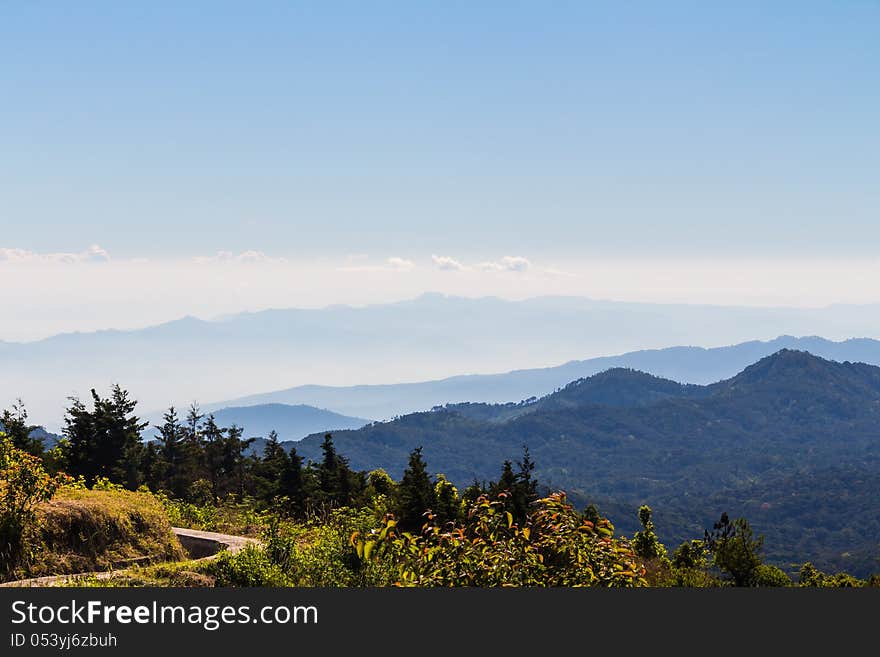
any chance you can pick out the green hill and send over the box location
[292,350,880,576]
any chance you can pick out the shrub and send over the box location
[207,545,289,587]
[0,434,69,578]
[278,507,395,586]
[753,564,792,587]
[798,562,864,588]
[353,492,646,587]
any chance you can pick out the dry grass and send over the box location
[24,487,185,578]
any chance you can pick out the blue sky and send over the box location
[2,2,880,340]
[3,1,878,260]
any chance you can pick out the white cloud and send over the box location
[431,254,465,271]
[0,244,111,264]
[83,244,111,262]
[339,256,416,273]
[193,250,286,265]
[477,255,531,273]
[386,257,416,271]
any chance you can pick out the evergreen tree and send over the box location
[487,448,539,524]
[461,478,486,505]
[316,433,359,506]
[279,445,306,517]
[0,400,43,456]
[152,406,186,495]
[704,513,764,586]
[512,446,540,523]
[318,433,339,500]
[62,385,147,488]
[395,446,435,531]
[223,424,255,498]
[179,403,205,496]
[200,414,226,500]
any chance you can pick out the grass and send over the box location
[159,495,269,537]
[55,559,218,587]
[22,487,186,579]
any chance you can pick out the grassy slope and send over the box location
[23,488,185,579]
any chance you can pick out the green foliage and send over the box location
[672,540,710,570]
[62,386,147,489]
[0,434,69,577]
[158,494,220,531]
[798,562,865,588]
[315,434,362,508]
[287,352,880,577]
[705,513,764,586]
[366,468,396,498]
[632,505,667,560]
[753,564,792,587]
[488,447,540,525]
[1,400,44,456]
[432,474,461,526]
[354,492,646,587]
[208,545,289,587]
[394,447,436,531]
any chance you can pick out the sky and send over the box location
[2,2,879,341]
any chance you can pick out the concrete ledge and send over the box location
[172,527,259,560]
[0,527,259,587]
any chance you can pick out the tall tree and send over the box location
[178,403,205,496]
[395,446,436,531]
[62,385,147,488]
[200,414,226,500]
[279,445,306,517]
[704,513,764,586]
[486,448,540,524]
[253,429,287,501]
[316,433,359,506]
[1,400,43,456]
[223,424,255,498]
[151,406,186,495]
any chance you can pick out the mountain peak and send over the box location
[538,367,707,409]
[735,349,829,379]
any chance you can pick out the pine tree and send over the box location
[152,406,186,495]
[279,445,306,517]
[62,385,147,488]
[179,403,205,497]
[316,433,358,506]
[0,400,43,456]
[395,446,435,531]
[200,414,226,500]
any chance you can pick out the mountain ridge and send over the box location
[8,290,880,430]
[285,350,880,576]
[205,335,880,420]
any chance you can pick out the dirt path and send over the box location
[0,527,259,588]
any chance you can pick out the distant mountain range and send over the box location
[287,350,880,577]
[210,335,880,420]
[141,403,368,452]
[199,404,368,442]
[7,293,880,430]
[22,403,368,456]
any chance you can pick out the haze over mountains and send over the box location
[211,335,880,421]
[289,350,880,576]
[7,294,880,430]
[202,404,368,441]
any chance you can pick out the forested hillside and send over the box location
[290,350,880,575]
